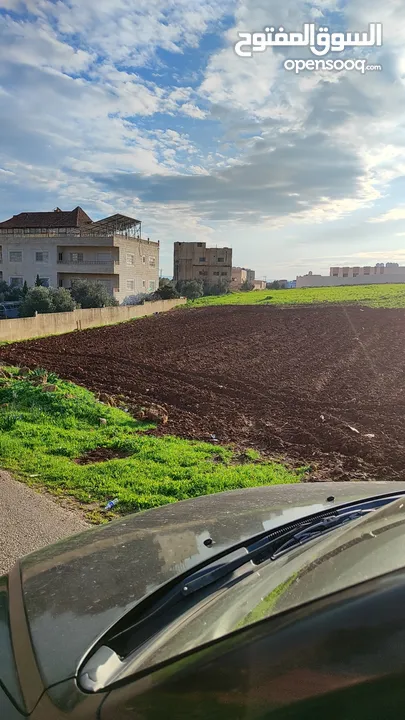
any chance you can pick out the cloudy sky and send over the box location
[0,0,404,279]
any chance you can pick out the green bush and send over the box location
[70,279,119,308]
[176,279,204,301]
[19,287,76,317]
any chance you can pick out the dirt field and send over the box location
[2,304,405,481]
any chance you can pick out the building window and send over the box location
[59,279,63,287]
[221,272,228,276]
[126,279,135,291]
[9,251,22,262]
[149,280,156,292]
[364,268,370,275]
[332,271,339,277]
[58,252,63,262]
[36,252,49,263]
[199,257,206,262]
[10,277,23,287]
[199,271,208,276]
[142,280,146,287]
[218,257,224,263]
[197,243,203,247]
[126,253,135,266]
[149,256,156,268]
[70,252,84,263]
[0,271,2,281]
[142,256,146,264]
[38,278,50,288]
[213,271,220,276]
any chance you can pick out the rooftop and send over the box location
[0,206,93,229]
[0,208,143,239]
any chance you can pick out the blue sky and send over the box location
[0,0,405,279]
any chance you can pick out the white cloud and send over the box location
[1,0,405,277]
[369,208,405,223]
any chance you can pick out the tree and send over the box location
[176,279,204,301]
[0,281,8,302]
[19,287,54,316]
[22,280,29,296]
[240,280,255,292]
[49,288,76,313]
[4,284,25,301]
[156,281,179,300]
[266,281,281,290]
[35,274,42,287]
[203,278,230,296]
[19,287,76,317]
[69,279,119,308]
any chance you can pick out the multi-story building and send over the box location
[230,267,256,289]
[329,264,404,279]
[0,207,159,303]
[297,263,405,288]
[173,242,232,286]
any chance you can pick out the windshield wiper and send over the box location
[270,510,371,559]
[181,509,373,598]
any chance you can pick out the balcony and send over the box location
[57,260,119,266]
[57,259,119,275]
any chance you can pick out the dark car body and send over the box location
[3,482,405,720]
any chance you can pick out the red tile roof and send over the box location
[0,206,93,229]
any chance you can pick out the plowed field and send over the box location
[1,304,405,481]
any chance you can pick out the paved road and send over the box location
[2,474,405,577]
[0,471,89,575]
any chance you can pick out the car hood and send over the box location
[19,482,405,688]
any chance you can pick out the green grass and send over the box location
[191,284,405,309]
[0,368,301,522]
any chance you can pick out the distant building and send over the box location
[329,263,402,279]
[173,242,232,286]
[297,263,405,288]
[253,279,267,290]
[0,207,159,303]
[230,267,256,289]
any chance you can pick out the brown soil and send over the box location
[2,304,405,481]
[74,448,131,465]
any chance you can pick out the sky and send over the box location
[0,1,405,280]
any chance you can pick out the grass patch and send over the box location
[0,367,301,522]
[191,284,405,309]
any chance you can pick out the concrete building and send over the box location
[253,279,267,290]
[297,264,405,288]
[0,207,159,303]
[173,241,232,286]
[230,266,256,289]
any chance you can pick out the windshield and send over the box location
[114,497,405,678]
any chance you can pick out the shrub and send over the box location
[176,279,204,301]
[19,287,76,317]
[49,288,76,313]
[156,282,180,300]
[19,287,54,316]
[203,279,230,297]
[69,279,119,308]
